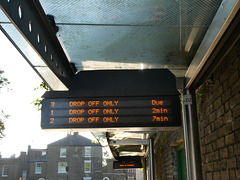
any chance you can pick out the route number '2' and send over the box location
[50,118,54,124]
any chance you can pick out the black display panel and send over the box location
[113,161,142,169]
[41,95,181,130]
[41,69,182,131]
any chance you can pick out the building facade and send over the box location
[0,153,27,180]
[45,133,102,180]
[0,133,103,180]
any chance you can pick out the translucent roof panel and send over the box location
[38,0,222,77]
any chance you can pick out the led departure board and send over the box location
[41,69,182,131]
[113,160,142,169]
[41,95,181,130]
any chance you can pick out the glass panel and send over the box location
[60,148,67,157]
[84,147,91,157]
[35,163,42,174]
[58,162,67,173]
[2,165,8,176]
[37,0,222,76]
[84,160,91,173]
[83,177,92,180]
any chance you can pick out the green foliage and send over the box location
[0,118,5,139]
[0,70,10,91]
[32,98,43,111]
[32,82,50,111]
[196,83,208,113]
[34,81,50,91]
[0,69,10,138]
[196,86,204,113]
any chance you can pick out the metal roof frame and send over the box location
[185,0,240,88]
[0,0,75,89]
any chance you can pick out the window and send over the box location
[83,177,92,180]
[84,146,91,157]
[35,162,43,174]
[84,160,91,173]
[22,170,27,179]
[60,148,66,157]
[42,151,46,156]
[2,165,8,177]
[58,162,67,173]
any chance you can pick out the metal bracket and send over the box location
[0,0,75,87]
[109,139,150,146]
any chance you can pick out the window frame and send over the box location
[83,177,92,180]
[84,160,91,173]
[35,162,43,174]
[84,146,92,157]
[60,148,67,158]
[58,162,67,173]
[2,165,8,177]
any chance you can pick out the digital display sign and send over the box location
[41,69,182,131]
[113,160,142,169]
[41,95,181,130]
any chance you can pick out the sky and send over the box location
[0,31,94,158]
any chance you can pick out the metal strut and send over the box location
[0,0,75,88]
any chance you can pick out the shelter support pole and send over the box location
[149,138,155,180]
[143,157,147,180]
[182,89,203,180]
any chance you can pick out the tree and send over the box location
[0,70,9,90]
[32,82,50,111]
[0,69,10,138]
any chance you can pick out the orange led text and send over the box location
[152,116,168,122]
[88,117,100,123]
[103,117,119,123]
[88,101,100,107]
[88,109,100,115]
[103,109,119,115]
[120,164,135,167]
[69,117,85,123]
[152,108,168,113]
[69,101,85,107]
[103,101,119,106]
[69,109,85,115]
[152,100,164,106]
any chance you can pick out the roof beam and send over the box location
[185,0,240,89]
[0,0,75,89]
[191,10,240,88]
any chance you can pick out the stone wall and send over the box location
[197,40,240,180]
[154,129,183,180]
